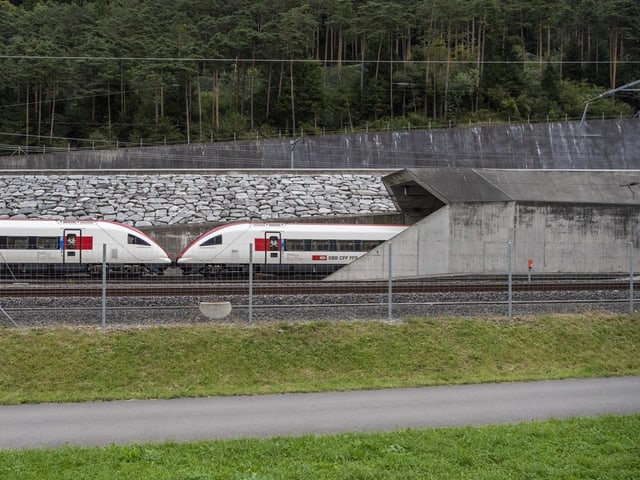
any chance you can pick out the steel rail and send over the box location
[0,281,635,298]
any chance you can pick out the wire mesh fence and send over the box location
[1,238,637,328]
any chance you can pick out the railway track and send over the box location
[0,279,635,298]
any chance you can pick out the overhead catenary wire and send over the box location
[2,54,640,64]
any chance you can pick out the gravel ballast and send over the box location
[0,289,635,328]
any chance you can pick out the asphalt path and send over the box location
[1,376,639,450]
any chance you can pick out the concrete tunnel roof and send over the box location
[383,168,640,220]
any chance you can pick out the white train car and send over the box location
[0,219,172,277]
[176,222,408,277]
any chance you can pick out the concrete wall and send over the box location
[329,202,640,279]
[395,207,451,276]
[526,204,640,273]
[449,203,516,273]
[2,119,639,170]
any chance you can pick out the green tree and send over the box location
[0,0,639,151]
[268,5,318,134]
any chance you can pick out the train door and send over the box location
[263,231,282,267]
[63,229,82,264]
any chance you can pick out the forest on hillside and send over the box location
[1,0,639,152]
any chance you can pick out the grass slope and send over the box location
[1,313,639,404]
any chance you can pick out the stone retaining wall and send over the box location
[0,173,397,227]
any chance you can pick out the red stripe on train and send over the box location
[79,237,93,250]
[254,238,268,251]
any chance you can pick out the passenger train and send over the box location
[176,222,408,277]
[0,219,172,277]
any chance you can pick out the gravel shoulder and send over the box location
[0,290,634,328]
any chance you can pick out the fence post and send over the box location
[630,241,634,314]
[507,241,513,319]
[248,243,253,323]
[388,241,393,322]
[102,244,107,328]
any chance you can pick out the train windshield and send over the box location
[127,234,151,246]
[201,234,222,246]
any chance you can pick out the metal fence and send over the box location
[0,240,637,328]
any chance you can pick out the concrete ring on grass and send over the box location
[199,301,232,319]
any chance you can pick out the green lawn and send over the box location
[1,313,639,404]
[1,415,638,479]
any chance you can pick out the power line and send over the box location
[1,54,639,65]
[0,86,163,110]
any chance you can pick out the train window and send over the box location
[336,240,358,251]
[362,240,382,250]
[37,237,59,249]
[285,239,304,251]
[127,234,151,246]
[310,239,330,251]
[201,235,222,247]
[0,236,6,249]
[7,237,29,249]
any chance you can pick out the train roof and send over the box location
[201,221,406,230]
[1,218,119,225]
[189,221,407,239]
[0,218,147,234]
